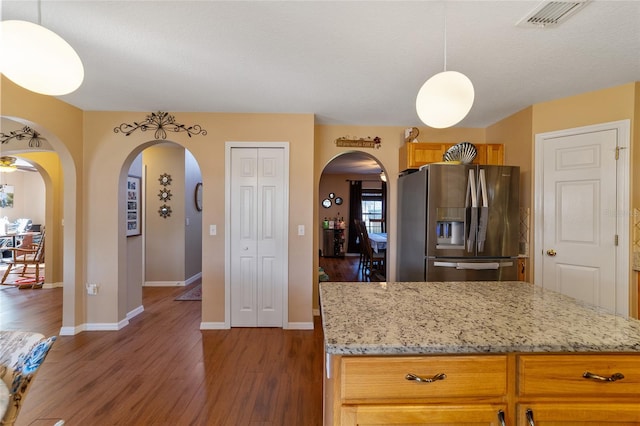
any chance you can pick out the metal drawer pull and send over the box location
[526,409,535,426]
[582,371,625,382]
[497,409,506,426]
[405,372,446,383]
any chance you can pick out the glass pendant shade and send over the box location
[416,70,474,128]
[0,20,84,96]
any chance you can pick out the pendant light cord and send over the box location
[37,0,42,25]
[443,2,447,72]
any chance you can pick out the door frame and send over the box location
[534,120,630,316]
[224,141,290,328]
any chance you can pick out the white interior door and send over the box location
[535,121,630,315]
[230,146,286,327]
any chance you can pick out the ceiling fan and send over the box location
[0,156,37,173]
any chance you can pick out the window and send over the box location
[361,189,383,233]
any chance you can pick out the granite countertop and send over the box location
[319,281,640,356]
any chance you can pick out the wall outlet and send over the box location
[86,283,99,295]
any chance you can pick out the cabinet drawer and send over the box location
[517,403,640,424]
[340,355,507,402]
[518,354,640,397]
[342,404,507,425]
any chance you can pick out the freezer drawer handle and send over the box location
[405,372,446,383]
[433,261,513,270]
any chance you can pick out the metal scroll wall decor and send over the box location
[0,126,46,147]
[157,173,173,218]
[113,111,207,140]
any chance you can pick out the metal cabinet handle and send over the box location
[526,409,535,426]
[546,249,557,256]
[583,371,625,382]
[497,409,506,426]
[405,372,446,383]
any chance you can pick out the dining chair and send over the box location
[358,224,385,281]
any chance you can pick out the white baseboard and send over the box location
[144,280,186,287]
[62,318,129,334]
[59,325,85,336]
[185,272,202,286]
[287,322,314,330]
[127,305,144,320]
[42,281,63,289]
[200,322,228,330]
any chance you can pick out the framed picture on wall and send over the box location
[127,175,141,236]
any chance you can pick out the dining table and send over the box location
[368,232,387,253]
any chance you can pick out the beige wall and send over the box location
[82,111,315,327]
[2,72,639,330]
[144,144,187,283]
[1,76,85,330]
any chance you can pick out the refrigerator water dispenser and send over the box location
[435,207,465,248]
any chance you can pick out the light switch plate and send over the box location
[298,225,305,236]
[210,224,216,236]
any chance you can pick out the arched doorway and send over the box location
[0,116,79,334]
[119,141,203,326]
[318,151,387,282]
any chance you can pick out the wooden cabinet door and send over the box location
[485,144,504,165]
[517,403,640,425]
[342,404,507,426]
[399,143,449,170]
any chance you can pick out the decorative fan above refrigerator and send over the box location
[443,142,477,164]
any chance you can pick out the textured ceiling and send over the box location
[2,1,639,175]
[2,0,638,131]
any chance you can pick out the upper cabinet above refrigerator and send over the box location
[399,143,504,172]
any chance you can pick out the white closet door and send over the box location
[230,147,285,327]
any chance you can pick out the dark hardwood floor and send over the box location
[0,283,324,425]
[319,254,386,282]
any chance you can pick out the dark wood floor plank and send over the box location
[0,284,323,425]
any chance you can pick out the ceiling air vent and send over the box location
[517,0,590,28]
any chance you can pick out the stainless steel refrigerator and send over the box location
[397,163,520,281]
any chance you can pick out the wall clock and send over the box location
[195,182,203,212]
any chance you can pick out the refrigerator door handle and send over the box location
[466,169,477,252]
[477,169,489,252]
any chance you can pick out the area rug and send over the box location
[175,284,202,301]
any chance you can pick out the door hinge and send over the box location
[615,146,627,160]
[615,234,619,246]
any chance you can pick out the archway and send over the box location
[0,116,79,334]
[318,151,388,282]
[117,141,203,326]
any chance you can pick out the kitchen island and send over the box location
[319,281,640,425]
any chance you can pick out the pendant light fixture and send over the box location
[0,1,84,96]
[416,4,474,128]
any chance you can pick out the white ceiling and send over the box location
[2,1,638,130]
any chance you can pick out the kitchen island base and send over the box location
[324,352,640,425]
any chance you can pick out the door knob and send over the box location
[546,249,557,257]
